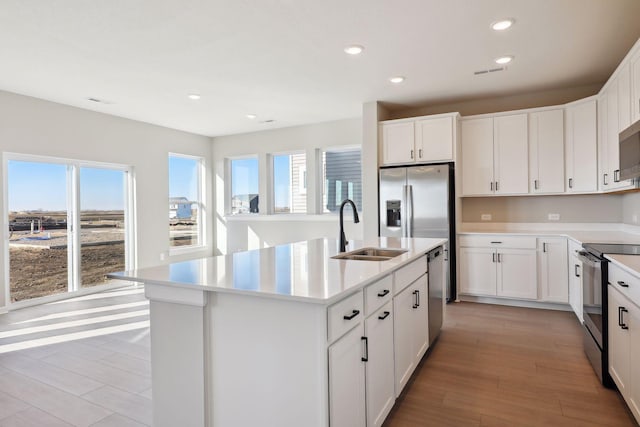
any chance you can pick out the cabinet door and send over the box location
[494,114,529,195]
[606,83,619,188]
[529,109,564,194]
[459,247,497,296]
[538,238,569,303]
[381,122,415,165]
[565,99,598,193]
[613,65,634,190]
[329,323,366,427]
[598,93,609,191]
[461,118,494,196]
[608,286,630,394]
[497,249,537,299]
[411,275,429,362]
[393,276,428,396]
[415,116,453,162]
[631,51,640,123]
[627,302,640,422]
[569,256,583,322]
[365,302,395,427]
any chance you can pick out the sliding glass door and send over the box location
[6,156,133,303]
[7,161,70,302]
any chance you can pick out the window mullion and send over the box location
[67,164,81,292]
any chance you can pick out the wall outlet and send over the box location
[633,214,638,224]
[548,213,560,221]
[160,252,167,261]
[481,214,492,221]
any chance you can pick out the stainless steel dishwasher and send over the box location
[427,246,444,345]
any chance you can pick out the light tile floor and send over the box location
[0,287,151,427]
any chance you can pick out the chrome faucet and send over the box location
[339,199,360,252]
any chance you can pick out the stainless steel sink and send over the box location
[331,247,408,261]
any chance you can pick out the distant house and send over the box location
[169,197,192,219]
[231,194,259,214]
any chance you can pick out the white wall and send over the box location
[0,90,213,307]
[211,119,362,254]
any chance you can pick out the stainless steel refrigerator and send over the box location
[379,163,456,306]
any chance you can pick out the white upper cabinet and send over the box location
[380,114,455,166]
[631,48,640,123]
[599,66,634,192]
[461,114,528,196]
[529,109,565,194]
[493,114,529,195]
[565,98,598,193]
[415,116,454,162]
[381,121,414,165]
[461,118,495,196]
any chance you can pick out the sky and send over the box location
[8,160,128,211]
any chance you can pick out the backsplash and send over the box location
[461,194,623,223]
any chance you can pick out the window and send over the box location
[273,153,307,213]
[322,148,362,213]
[169,154,204,248]
[6,156,133,303]
[230,157,259,214]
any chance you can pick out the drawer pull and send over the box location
[377,289,390,297]
[618,280,629,288]
[378,311,391,320]
[343,310,360,320]
[490,241,502,244]
[619,307,629,330]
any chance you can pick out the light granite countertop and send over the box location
[109,237,446,304]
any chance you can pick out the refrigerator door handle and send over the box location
[401,184,407,237]
[406,185,414,237]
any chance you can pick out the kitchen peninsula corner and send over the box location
[110,237,446,427]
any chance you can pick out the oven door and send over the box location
[578,250,603,348]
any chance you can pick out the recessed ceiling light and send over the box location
[491,19,514,31]
[246,114,257,119]
[344,45,364,55]
[495,55,514,65]
[389,76,405,84]
[188,93,201,100]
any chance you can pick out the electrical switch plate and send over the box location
[481,214,492,221]
[548,213,560,221]
[633,214,638,224]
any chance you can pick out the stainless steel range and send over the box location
[579,243,640,387]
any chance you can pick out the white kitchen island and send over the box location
[110,237,446,427]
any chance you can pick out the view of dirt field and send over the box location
[8,210,197,302]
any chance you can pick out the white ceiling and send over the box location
[1,0,639,137]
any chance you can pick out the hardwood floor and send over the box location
[383,302,637,427]
[0,291,636,426]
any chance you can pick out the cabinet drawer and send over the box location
[459,235,536,249]
[394,256,427,294]
[328,291,364,343]
[364,275,393,316]
[609,263,640,306]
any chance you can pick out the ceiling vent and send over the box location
[474,67,506,75]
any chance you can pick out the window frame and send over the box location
[320,145,362,215]
[271,150,307,215]
[168,152,206,255]
[226,155,261,216]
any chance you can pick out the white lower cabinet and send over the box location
[538,238,569,303]
[568,240,583,321]
[328,253,433,427]
[329,323,366,427]
[459,244,537,300]
[364,302,395,427]
[393,274,429,395]
[608,284,640,423]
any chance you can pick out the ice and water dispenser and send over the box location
[386,200,401,227]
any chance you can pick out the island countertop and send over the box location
[109,237,446,304]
